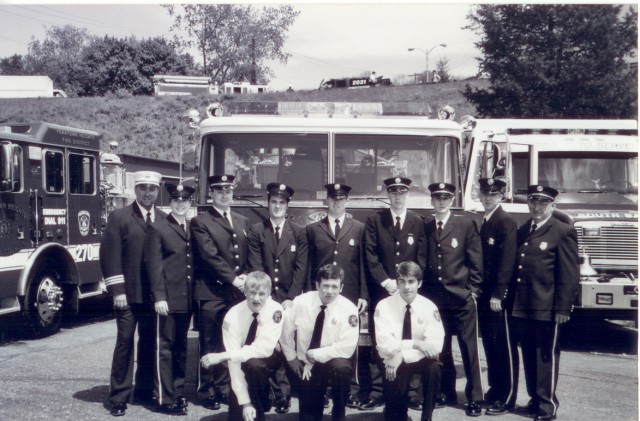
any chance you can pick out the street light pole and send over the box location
[408,43,447,83]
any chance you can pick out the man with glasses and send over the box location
[509,185,579,421]
[361,177,427,411]
[101,171,165,417]
[191,174,250,410]
[423,182,484,417]
[476,178,518,416]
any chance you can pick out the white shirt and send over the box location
[434,210,452,230]
[280,291,359,364]
[270,219,285,237]
[222,298,284,405]
[531,215,552,231]
[213,205,233,227]
[329,214,346,237]
[390,208,407,230]
[135,201,156,223]
[483,205,500,223]
[374,293,445,364]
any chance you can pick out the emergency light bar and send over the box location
[216,101,435,118]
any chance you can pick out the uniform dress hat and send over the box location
[325,183,352,198]
[133,171,161,186]
[527,184,558,201]
[266,182,295,200]
[166,183,195,200]
[478,178,506,194]
[428,182,456,197]
[208,174,235,189]
[384,177,412,192]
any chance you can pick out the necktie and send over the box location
[395,216,401,235]
[437,220,443,239]
[334,219,341,239]
[275,226,281,245]
[244,313,259,345]
[223,211,232,227]
[180,223,185,232]
[530,223,538,234]
[146,211,152,226]
[483,217,488,225]
[402,304,412,340]
[309,305,327,350]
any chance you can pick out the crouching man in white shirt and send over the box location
[375,261,445,421]
[201,271,284,421]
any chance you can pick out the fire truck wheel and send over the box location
[24,266,64,337]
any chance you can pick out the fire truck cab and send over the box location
[463,119,638,321]
[0,122,104,336]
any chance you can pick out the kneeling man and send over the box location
[201,271,284,421]
[280,264,359,421]
[375,261,444,421]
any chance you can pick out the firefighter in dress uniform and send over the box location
[101,171,166,417]
[476,178,518,416]
[361,176,427,411]
[247,182,308,414]
[306,183,368,408]
[375,261,444,421]
[190,174,250,410]
[143,182,195,415]
[423,182,484,417]
[201,271,284,421]
[509,185,579,421]
[280,264,360,421]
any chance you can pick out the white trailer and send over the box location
[0,76,67,98]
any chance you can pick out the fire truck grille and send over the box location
[576,224,638,271]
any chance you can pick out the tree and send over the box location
[24,25,94,95]
[164,4,299,84]
[435,57,451,83]
[0,54,25,75]
[464,4,637,118]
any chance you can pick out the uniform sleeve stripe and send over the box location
[105,275,125,286]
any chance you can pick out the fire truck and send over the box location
[461,118,638,321]
[0,122,194,337]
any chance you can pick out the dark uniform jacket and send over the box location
[364,209,426,304]
[190,207,249,302]
[511,217,579,321]
[306,216,368,305]
[101,203,167,304]
[247,219,309,303]
[479,206,517,308]
[143,214,193,312]
[424,213,483,310]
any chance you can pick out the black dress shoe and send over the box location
[534,414,556,421]
[346,395,361,409]
[516,399,538,414]
[358,396,384,410]
[203,396,221,410]
[159,403,188,415]
[486,400,514,416]
[274,396,291,414]
[408,397,423,411]
[110,402,127,417]
[435,393,457,408]
[465,401,483,417]
[176,396,188,409]
[217,393,229,405]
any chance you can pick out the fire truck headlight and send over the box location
[596,293,613,305]
[582,227,601,237]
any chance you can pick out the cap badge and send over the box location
[334,184,340,190]
[279,184,286,190]
[395,177,401,184]
[439,183,445,189]
[221,175,228,181]
[176,184,184,192]
[537,185,543,192]
[488,179,494,185]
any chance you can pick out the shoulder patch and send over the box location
[223,320,231,331]
[273,310,283,323]
[433,309,441,322]
[348,314,358,328]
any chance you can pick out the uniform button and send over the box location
[275,268,279,273]
[518,265,522,269]
[275,286,279,290]
[396,242,400,246]
[438,266,441,270]
[517,278,521,282]
[233,233,237,238]
[438,277,442,281]
[235,255,239,259]
[187,276,191,280]
[334,251,338,255]
[275,259,279,263]
[333,261,337,265]
[521,253,525,257]
[187,265,191,269]
[234,244,238,248]
[395,263,399,267]
[438,255,441,259]
[437,243,441,248]
[524,242,528,246]
[274,278,279,282]
[187,254,190,257]
[336,241,339,245]
[396,252,400,256]
[235,266,240,270]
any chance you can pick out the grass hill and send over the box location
[0,79,488,161]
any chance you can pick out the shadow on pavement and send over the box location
[73,385,110,404]
[560,317,637,354]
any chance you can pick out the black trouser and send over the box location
[267,349,291,401]
[383,358,441,421]
[197,299,232,399]
[299,358,352,421]
[155,311,191,405]
[511,316,562,418]
[109,303,156,404]
[439,296,484,403]
[478,306,517,405]
[228,355,279,421]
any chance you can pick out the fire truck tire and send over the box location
[23,266,64,337]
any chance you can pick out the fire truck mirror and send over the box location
[1,142,15,191]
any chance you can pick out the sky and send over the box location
[0,2,488,91]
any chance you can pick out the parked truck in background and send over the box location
[0,76,67,98]
[462,118,638,322]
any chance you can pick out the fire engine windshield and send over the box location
[203,132,461,208]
